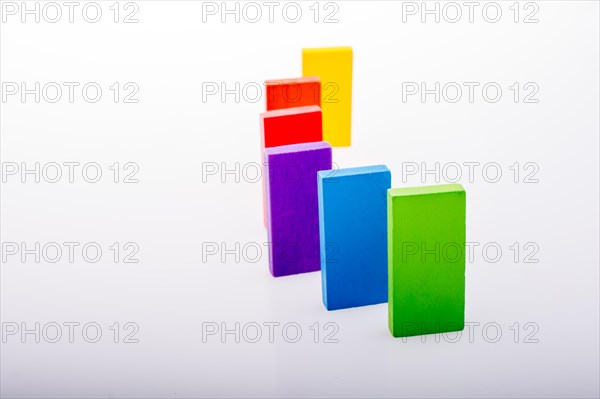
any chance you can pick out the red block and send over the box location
[260,105,323,226]
[265,77,321,111]
[261,105,322,149]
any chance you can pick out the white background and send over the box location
[1,1,599,398]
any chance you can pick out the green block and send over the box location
[387,184,466,338]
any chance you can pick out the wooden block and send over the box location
[260,106,323,226]
[317,165,391,310]
[260,105,322,149]
[302,47,353,147]
[265,142,332,277]
[387,184,466,338]
[265,77,321,111]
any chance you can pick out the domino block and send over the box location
[302,47,353,147]
[265,77,321,111]
[265,142,332,277]
[260,106,323,225]
[317,165,391,310]
[260,105,322,150]
[387,184,466,338]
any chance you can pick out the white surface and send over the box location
[1,1,599,398]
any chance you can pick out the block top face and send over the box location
[302,47,353,56]
[318,165,389,181]
[265,141,331,157]
[265,76,320,86]
[388,184,465,198]
[260,105,321,120]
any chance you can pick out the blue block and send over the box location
[317,165,391,310]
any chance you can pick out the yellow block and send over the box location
[302,47,353,147]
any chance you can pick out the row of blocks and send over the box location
[261,48,466,338]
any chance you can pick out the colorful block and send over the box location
[387,184,466,338]
[265,142,332,277]
[317,165,391,310]
[302,47,353,147]
[260,105,322,149]
[265,77,321,111]
[260,106,323,226]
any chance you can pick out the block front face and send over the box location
[265,77,321,111]
[261,106,322,149]
[388,184,466,337]
[302,47,353,147]
[318,166,391,310]
[265,142,332,277]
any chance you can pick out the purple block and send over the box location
[264,141,332,277]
